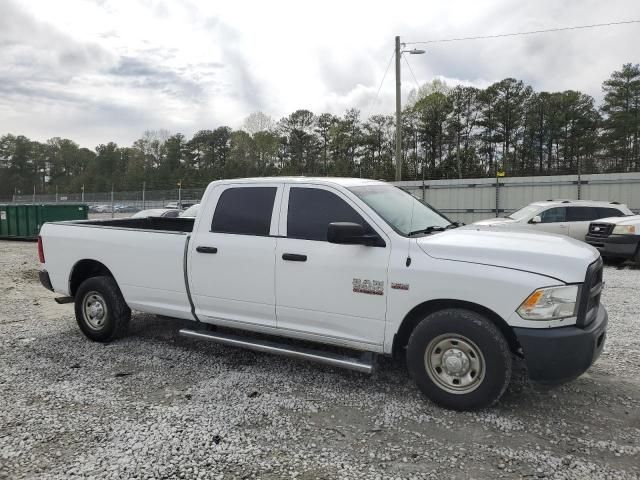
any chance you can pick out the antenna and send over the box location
[406,191,416,267]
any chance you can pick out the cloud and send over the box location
[108,56,207,99]
[0,0,639,148]
[0,0,113,78]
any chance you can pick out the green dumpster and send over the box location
[0,204,88,240]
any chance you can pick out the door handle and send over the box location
[196,246,218,254]
[282,253,307,262]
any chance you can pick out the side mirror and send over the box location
[327,222,384,247]
[529,215,542,224]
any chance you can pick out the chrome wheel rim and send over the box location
[82,291,108,330]
[424,334,485,394]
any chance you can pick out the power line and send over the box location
[403,54,421,91]
[366,49,395,118]
[404,19,640,45]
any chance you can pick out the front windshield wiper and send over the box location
[408,225,447,236]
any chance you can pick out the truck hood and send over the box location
[416,227,599,283]
[473,217,518,226]
[595,214,640,226]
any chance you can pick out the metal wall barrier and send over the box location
[396,172,640,224]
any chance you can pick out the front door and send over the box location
[275,185,390,347]
[189,183,283,327]
[536,206,569,236]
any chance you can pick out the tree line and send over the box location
[1,63,639,198]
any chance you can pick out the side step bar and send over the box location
[179,328,375,374]
[54,296,74,304]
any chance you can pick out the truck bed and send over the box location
[70,216,195,233]
[41,217,194,319]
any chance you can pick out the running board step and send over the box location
[179,328,375,374]
[54,296,74,304]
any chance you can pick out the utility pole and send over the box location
[110,184,114,219]
[395,36,402,182]
[177,180,182,209]
[577,157,582,200]
[394,36,425,182]
[81,184,85,203]
[142,181,146,210]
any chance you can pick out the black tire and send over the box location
[74,276,131,342]
[603,256,626,267]
[406,308,512,411]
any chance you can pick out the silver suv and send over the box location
[474,200,633,240]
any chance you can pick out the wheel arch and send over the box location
[392,299,520,358]
[69,259,116,297]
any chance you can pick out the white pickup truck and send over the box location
[38,177,608,410]
[585,214,640,264]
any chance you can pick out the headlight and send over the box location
[612,225,636,235]
[517,285,579,320]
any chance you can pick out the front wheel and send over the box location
[603,256,626,267]
[407,308,512,411]
[74,276,131,342]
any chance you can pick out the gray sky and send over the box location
[1,0,639,148]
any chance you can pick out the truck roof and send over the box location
[215,177,387,188]
[529,199,629,208]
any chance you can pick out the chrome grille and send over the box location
[588,223,613,238]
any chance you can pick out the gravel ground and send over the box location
[0,239,639,480]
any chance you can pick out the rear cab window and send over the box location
[212,187,277,236]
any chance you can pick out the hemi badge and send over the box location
[391,282,409,291]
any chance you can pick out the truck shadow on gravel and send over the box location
[35,311,633,418]
[8,310,640,479]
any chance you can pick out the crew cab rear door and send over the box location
[189,183,283,327]
[274,184,390,347]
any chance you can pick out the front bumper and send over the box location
[39,269,54,292]
[585,234,639,258]
[513,305,608,384]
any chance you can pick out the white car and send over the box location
[132,208,181,218]
[474,200,632,240]
[38,178,607,411]
[180,204,200,218]
[586,214,640,264]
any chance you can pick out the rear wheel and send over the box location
[603,256,626,266]
[407,308,512,411]
[74,276,131,342]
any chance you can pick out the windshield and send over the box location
[349,185,451,236]
[508,205,542,221]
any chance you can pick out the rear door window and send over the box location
[540,207,566,223]
[566,207,598,222]
[211,187,277,235]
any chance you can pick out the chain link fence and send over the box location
[11,187,206,213]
